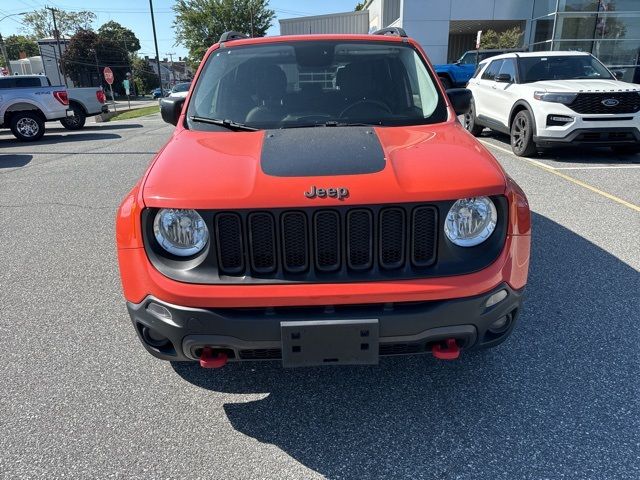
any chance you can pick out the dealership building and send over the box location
[279,0,640,83]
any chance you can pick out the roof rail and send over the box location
[372,27,407,38]
[219,31,249,43]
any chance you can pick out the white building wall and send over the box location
[401,0,534,63]
[367,0,384,32]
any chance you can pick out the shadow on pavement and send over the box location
[484,130,640,164]
[0,154,32,169]
[0,132,121,147]
[47,123,145,132]
[171,212,639,479]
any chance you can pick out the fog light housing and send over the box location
[485,289,508,308]
[146,302,172,320]
[488,316,510,334]
[141,325,170,348]
[547,115,573,127]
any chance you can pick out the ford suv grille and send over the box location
[568,92,640,114]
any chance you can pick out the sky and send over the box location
[0,0,357,60]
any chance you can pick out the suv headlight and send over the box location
[533,91,577,104]
[444,197,497,247]
[153,209,209,256]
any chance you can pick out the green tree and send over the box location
[62,29,131,91]
[355,2,366,10]
[173,0,275,61]
[480,27,524,49]
[21,8,96,39]
[3,35,39,60]
[132,56,159,94]
[97,21,141,53]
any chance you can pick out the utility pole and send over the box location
[0,34,11,75]
[165,52,176,84]
[46,6,67,87]
[148,0,163,96]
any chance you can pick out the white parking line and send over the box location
[479,139,640,213]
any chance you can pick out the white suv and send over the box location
[464,51,640,156]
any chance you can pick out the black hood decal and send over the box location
[261,126,386,177]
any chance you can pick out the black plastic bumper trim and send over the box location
[126,283,524,362]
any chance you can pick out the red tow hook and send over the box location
[432,338,461,360]
[199,347,228,369]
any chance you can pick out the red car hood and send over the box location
[142,122,506,209]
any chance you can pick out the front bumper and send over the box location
[534,127,640,147]
[127,283,523,363]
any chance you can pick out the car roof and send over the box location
[480,50,592,63]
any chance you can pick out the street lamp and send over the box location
[0,12,29,75]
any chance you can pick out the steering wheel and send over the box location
[340,99,392,118]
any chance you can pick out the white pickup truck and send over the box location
[0,75,72,141]
[0,75,109,140]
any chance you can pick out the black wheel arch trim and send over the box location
[509,100,537,137]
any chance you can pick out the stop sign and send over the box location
[103,67,114,85]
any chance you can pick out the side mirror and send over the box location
[446,88,472,115]
[495,73,513,83]
[613,70,623,80]
[160,97,185,126]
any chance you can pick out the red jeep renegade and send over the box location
[116,29,531,368]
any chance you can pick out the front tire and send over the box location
[10,111,45,142]
[611,145,640,155]
[60,104,86,130]
[510,110,537,157]
[463,100,484,136]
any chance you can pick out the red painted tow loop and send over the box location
[199,347,228,368]
[432,338,460,360]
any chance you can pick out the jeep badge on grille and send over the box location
[304,186,349,200]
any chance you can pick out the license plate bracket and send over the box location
[281,319,379,367]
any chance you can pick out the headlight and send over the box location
[533,91,577,104]
[153,209,209,256]
[444,197,497,247]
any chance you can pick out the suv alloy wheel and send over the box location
[510,110,536,157]
[463,100,484,137]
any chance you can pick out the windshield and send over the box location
[186,40,447,130]
[518,55,614,83]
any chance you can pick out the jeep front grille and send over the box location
[568,92,640,115]
[214,205,438,279]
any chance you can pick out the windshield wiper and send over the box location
[190,116,258,131]
[284,121,381,129]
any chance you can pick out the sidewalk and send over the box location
[94,97,159,122]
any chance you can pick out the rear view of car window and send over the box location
[15,77,42,88]
[0,78,16,89]
[482,60,504,81]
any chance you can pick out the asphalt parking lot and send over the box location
[1,116,639,479]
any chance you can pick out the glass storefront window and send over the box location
[534,0,559,18]
[532,42,553,51]
[592,13,640,40]
[555,12,640,40]
[558,0,640,12]
[558,0,599,11]
[533,19,555,42]
[556,14,598,38]
[592,39,640,66]
[552,40,595,52]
